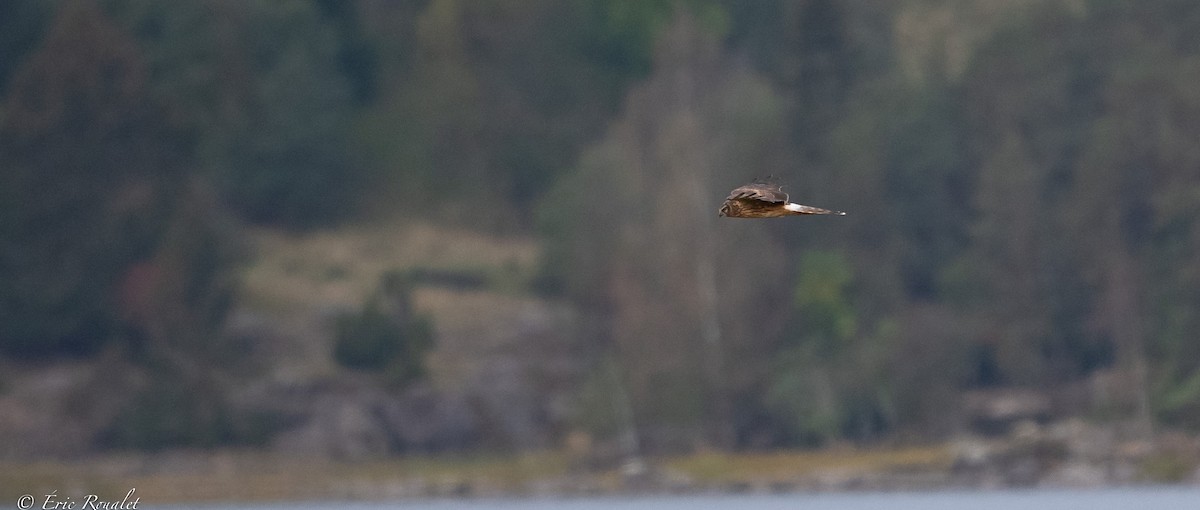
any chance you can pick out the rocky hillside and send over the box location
[0,221,584,459]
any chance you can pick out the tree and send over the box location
[353,0,731,228]
[0,0,189,357]
[1061,0,1200,432]
[0,0,51,96]
[765,250,875,445]
[103,0,360,228]
[540,10,796,451]
[950,2,1101,386]
[0,2,245,448]
[333,270,434,387]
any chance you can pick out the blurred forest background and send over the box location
[2,0,1200,467]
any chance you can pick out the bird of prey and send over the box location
[718,180,845,218]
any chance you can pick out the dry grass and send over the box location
[664,445,955,484]
[240,220,540,315]
[233,220,543,377]
[0,446,959,504]
[0,445,963,504]
[0,451,573,504]
[234,217,561,386]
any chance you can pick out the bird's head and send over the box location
[718,203,729,217]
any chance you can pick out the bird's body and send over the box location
[718,181,845,218]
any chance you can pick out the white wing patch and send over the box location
[784,202,846,215]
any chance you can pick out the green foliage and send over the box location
[791,251,857,353]
[133,187,243,365]
[0,1,189,357]
[313,0,379,103]
[765,251,892,445]
[1156,369,1200,427]
[8,0,1200,453]
[571,355,632,440]
[0,0,51,96]
[883,88,973,298]
[334,304,404,370]
[205,2,360,227]
[104,0,361,228]
[351,0,733,226]
[533,152,621,301]
[333,272,433,386]
[576,0,728,75]
[763,355,840,446]
[537,10,800,448]
[101,371,234,450]
[1140,451,1197,483]
[100,363,280,450]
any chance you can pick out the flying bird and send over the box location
[718,181,845,218]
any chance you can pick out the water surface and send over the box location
[166,486,1200,510]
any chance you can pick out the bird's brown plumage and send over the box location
[718,181,845,218]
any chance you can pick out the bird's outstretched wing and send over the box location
[725,182,788,204]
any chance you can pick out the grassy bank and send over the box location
[0,446,954,504]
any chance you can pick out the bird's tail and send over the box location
[785,202,846,215]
